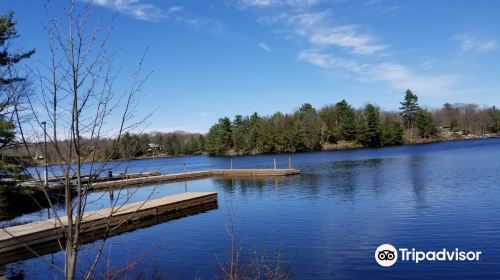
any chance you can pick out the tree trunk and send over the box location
[65,244,78,280]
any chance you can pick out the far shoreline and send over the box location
[29,134,500,167]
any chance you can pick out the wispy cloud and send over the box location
[256,4,457,95]
[297,50,334,68]
[308,25,386,55]
[454,34,497,53]
[90,0,178,22]
[238,0,322,8]
[258,42,272,52]
[261,11,387,55]
[87,0,223,33]
[298,50,454,94]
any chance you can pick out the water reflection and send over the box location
[406,154,428,208]
[3,138,500,280]
[0,201,218,267]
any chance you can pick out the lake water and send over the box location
[2,138,500,279]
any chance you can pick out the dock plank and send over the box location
[0,192,217,254]
[92,168,300,189]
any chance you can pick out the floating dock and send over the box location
[0,192,217,263]
[91,168,300,190]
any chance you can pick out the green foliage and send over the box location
[0,117,14,149]
[206,117,233,156]
[296,103,321,151]
[319,105,338,143]
[488,106,500,133]
[358,104,382,147]
[204,104,324,156]
[0,12,34,175]
[0,182,59,220]
[231,115,249,153]
[335,100,357,141]
[399,89,419,129]
[416,109,437,138]
[0,12,35,85]
[381,116,404,146]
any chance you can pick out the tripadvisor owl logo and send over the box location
[375,244,398,267]
[374,244,482,267]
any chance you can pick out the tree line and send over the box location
[204,90,500,156]
[4,92,500,164]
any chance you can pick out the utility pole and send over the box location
[41,121,48,187]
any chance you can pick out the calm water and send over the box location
[2,138,500,279]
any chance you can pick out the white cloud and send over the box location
[298,50,454,94]
[297,50,333,68]
[366,63,454,94]
[89,0,173,21]
[167,6,183,13]
[266,11,387,55]
[309,25,386,55]
[455,34,497,53]
[258,42,272,52]
[239,0,321,8]
[252,1,457,96]
[86,0,223,33]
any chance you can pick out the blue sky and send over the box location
[3,0,500,133]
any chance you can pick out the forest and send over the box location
[5,90,499,164]
[204,90,500,156]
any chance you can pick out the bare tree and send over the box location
[8,1,151,279]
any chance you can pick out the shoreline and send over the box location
[26,134,500,166]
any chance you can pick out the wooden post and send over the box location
[183,163,187,192]
[273,157,277,170]
[288,156,291,169]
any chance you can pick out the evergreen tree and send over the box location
[488,106,500,133]
[416,109,437,138]
[0,12,34,151]
[381,115,404,146]
[206,117,232,155]
[296,103,321,150]
[231,115,247,153]
[246,112,261,153]
[335,100,357,141]
[359,104,382,147]
[399,89,419,140]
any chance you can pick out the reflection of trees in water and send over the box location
[213,158,400,201]
[214,178,273,194]
[407,154,427,206]
[2,266,25,280]
[315,158,389,199]
[213,176,303,195]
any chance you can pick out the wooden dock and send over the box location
[0,192,217,262]
[92,168,300,190]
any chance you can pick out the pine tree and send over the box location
[399,89,419,141]
[416,109,437,138]
[359,104,382,147]
[335,100,356,141]
[381,116,404,146]
[0,12,34,151]
[206,117,232,155]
